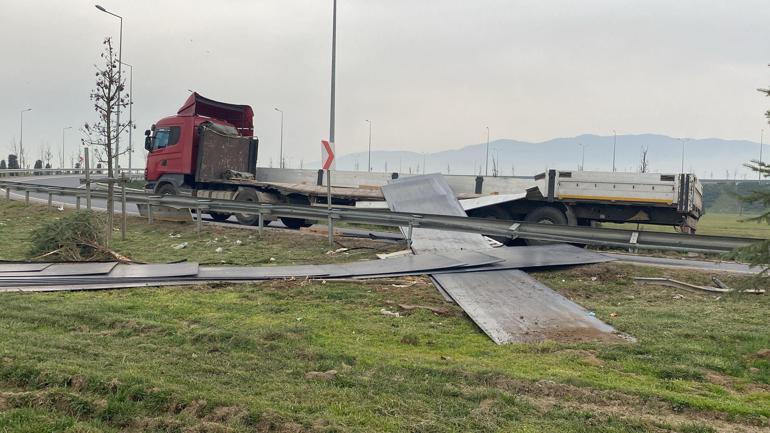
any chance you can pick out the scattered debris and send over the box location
[711,277,729,290]
[169,233,182,238]
[326,247,349,255]
[215,247,223,253]
[376,250,412,260]
[609,312,619,318]
[305,370,337,381]
[173,242,188,250]
[379,308,401,318]
[633,277,765,294]
[672,293,686,300]
[395,303,450,316]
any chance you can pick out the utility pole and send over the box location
[365,119,372,172]
[274,107,284,168]
[612,129,617,172]
[579,143,586,171]
[327,0,337,247]
[61,126,73,168]
[484,126,490,176]
[19,108,31,169]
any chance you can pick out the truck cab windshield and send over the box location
[151,126,180,151]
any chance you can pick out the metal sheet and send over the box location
[0,262,117,277]
[433,270,621,344]
[382,174,490,253]
[604,253,762,274]
[432,244,614,274]
[0,263,52,273]
[107,263,200,278]
[333,251,501,277]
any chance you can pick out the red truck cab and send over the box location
[144,92,254,190]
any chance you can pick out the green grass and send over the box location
[0,200,769,432]
[604,213,770,239]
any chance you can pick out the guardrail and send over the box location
[0,179,762,254]
[0,168,144,177]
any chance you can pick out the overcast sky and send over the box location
[1,0,769,168]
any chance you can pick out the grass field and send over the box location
[0,200,769,432]
[605,213,770,239]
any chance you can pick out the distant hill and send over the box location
[328,134,765,179]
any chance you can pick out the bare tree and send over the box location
[81,37,130,242]
[639,146,650,173]
[41,141,54,169]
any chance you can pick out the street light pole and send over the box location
[120,61,133,172]
[96,4,123,171]
[759,129,765,183]
[274,108,284,168]
[19,108,31,169]
[484,126,490,176]
[61,126,73,168]
[612,129,617,172]
[579,143,586,171]
[326,0,338,247]
[365,119,372,172]
[680,138,687,173]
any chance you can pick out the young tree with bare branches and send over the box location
[81,37,130,242]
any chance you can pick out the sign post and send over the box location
[322,140,335,247]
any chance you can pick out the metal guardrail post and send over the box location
[121,175,127,241]
[47,192,53,208]
[327,169,333,247]
[84,147,92,210]
[25,191,29,205]
[406,222,413,247]
[147,197,154,224]
[76,196,81,210]
[5,187,10,200]
[258,212,264,235]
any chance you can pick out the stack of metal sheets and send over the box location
[381,174,622,344]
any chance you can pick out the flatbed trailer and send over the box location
[144,93,704,233]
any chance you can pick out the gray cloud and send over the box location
[1,0,768,169]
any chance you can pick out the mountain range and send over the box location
[326,134,765,180]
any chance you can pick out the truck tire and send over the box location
[155,183,178,195]
[524,206,568,246]
[234,188,260,226]
[208,212,231,222]
[280,217,312,230]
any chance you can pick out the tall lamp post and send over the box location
[120,61,133,172]
[759,129,765,183]
[274,107,284,168]
[61,126,73,168]
[578,143,586,171]
[484,126,490,176]
[612,129,617,172]
[365,119,372,172]
[679,138,688,173]
[95,4,123,171]
[19,108,31,169]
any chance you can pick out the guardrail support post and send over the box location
[147,199,154,224]
[258,212,264,235]
[121,175,127,241]
[196,206,203,234]
[5,188,10,200]
[406,223,413,247]
[25,191,29,206]
[84,147,92,210]
[327,169,334,247]
[47,192,53,208]
[76,196,81,210]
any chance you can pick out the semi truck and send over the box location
[144,93,704,234]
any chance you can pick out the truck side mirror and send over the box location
[144,136,152,151]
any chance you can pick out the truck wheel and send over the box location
[208,212,231,222]
[280,217,313,230]
[234,188,260,225]
[524,206,568,245]
[155,183,178,195]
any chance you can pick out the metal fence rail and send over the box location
[0,168,144,177]
[0,179,762,254]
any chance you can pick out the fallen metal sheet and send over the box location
[433,270,622,344]
[383,174,620,344]
[0,262,117,277]
[605,253,764,275]
[330,251,502,277]
[136,203,193,222]
[107,262,200,278]
[382,174,489,253]
[196,265,331,280]
[633,277,765,294]
[0,263,52,273]
[432,244,614,274]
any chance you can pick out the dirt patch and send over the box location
[181,399,208,418]
[68,374,87,392]
[540,325,628,344]
[756,349,770,361]
[305,370,337,381]
[557,349,604,367]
